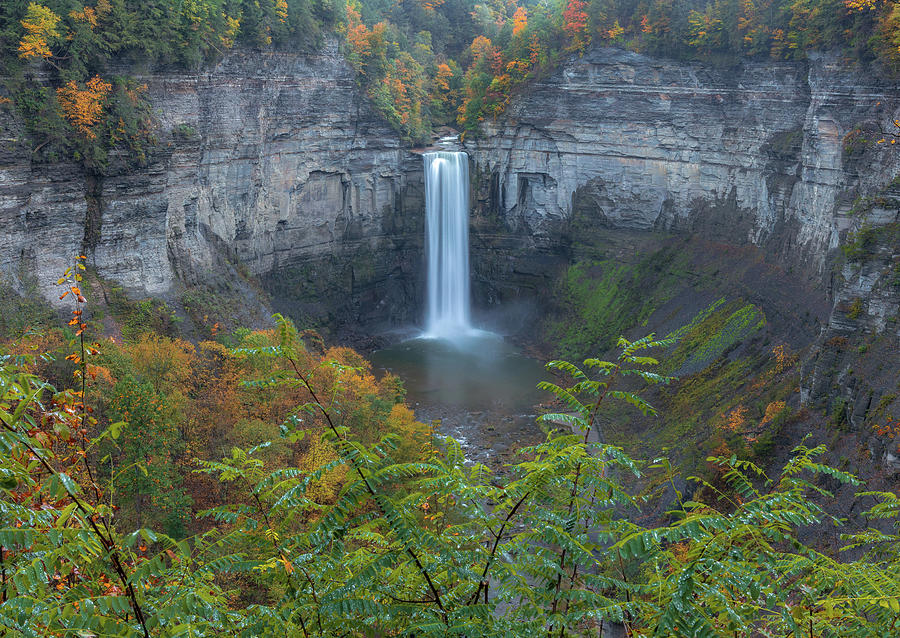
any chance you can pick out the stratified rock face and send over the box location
[466,48,900,278]
[3,43,899,341]
[464,48,900,469]
[0,40,425,329]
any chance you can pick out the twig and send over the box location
[469,490,531,605]
[1,419,151,638]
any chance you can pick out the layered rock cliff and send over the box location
[3,44,899,368]
[0,41,425,331]
[463,47,900,471]
[465,48,899,278]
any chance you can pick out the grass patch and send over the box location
[0,279,57,339]
[107,286,180,342]
[664,299,766,375]
[842,222,900,262]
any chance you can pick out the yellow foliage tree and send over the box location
[221,14,241,47]
[301,432,348,504]
[607,19,624,41]
[127,335,195,393]
[845,0,881,11]
[384,403,431,462]
[18,3,61,60]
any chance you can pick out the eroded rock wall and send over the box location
[0,41,425,330]
[465,48,900,282]
[463,48,900,470]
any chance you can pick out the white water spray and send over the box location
[424,151,471,338]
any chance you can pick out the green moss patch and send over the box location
[544,245,691,359]
[0,279,57,339]
[664,299,767,375]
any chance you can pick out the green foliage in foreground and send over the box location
[2,317,900,636]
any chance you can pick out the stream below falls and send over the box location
[371,331,550,468]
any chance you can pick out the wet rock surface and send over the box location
[413,402,544,472]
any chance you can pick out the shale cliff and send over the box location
[463,47,900,474]
[465,48,899,282]
[0,40,424,331]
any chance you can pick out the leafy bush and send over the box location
[5,310,900,636]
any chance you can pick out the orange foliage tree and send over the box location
[562,0,590,53]
[276,0,288,23]
[512,6,528,37]
[69,5,99,29]
[344,3,388,76]
[56,76,112,140]
[433,61,453,93]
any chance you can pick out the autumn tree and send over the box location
[845,0,882,10]
[126,334,194,393]
[343,3,389,77]
[563,0,590,53]
[56,75,111,140]
[737,0,774,56]
[17,2,60,61]
[688,4,726,54]
[512,6,527,37]
[457,35,500,129]
[431,60,454,104]
[876,1,900,61]
[605,18,624,42]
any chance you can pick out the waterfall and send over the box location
[424,151,471,338]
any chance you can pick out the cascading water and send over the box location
[371,149,549,467]
[424,151,471,338]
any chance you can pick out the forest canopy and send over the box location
[2,0,900,148]
[2,284,900,636]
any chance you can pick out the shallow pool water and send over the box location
[371,330,547,411]
[370,331,550,466]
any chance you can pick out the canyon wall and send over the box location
[2,43,899,348]
[464,48,900,315]
[0,40,425,331]
[463,48,900,464]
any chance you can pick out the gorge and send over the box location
[2,41,900,474]
[6,1,900,629]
